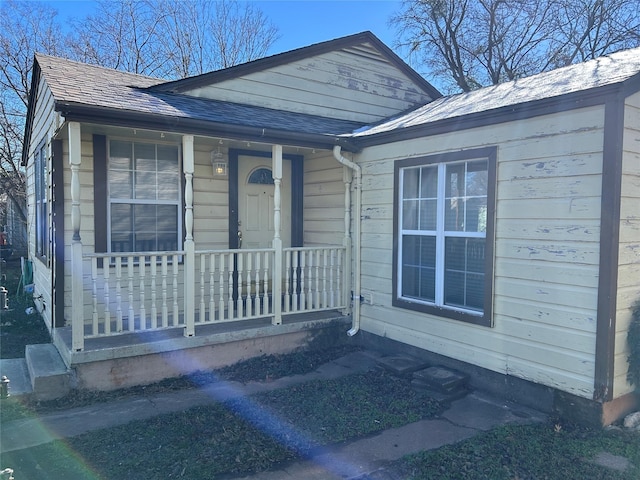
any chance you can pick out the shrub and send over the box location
[627,300,640,387]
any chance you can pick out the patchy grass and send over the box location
[0,259,51,359]
[2,370,442,479]
[397,421,640,480]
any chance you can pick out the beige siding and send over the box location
[355,105,606,399]
[186,48,432,124]
[27,74,59,330]
[613,90,640,397]
[303,151,346,246]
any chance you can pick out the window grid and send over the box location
[107,140,181,254]
[399,160,487,314]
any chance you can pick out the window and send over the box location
[35,141,48,260]
[393,147,496,326]
[108,140,181,253]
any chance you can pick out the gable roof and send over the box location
[151,31,441,100]
[353,46,640,144]
[27,52,367,157]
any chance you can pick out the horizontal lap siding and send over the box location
[28,77,58,329]
[187,49,432,123]
[613,91,640,397]
[304,152,345,246]
[357,105,605,398]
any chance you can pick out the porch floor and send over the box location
[54,311,350,367]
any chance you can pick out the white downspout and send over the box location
[333,146,361,336]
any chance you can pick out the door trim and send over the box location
[228,149,303,248]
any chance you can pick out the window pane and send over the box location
[110,141,132,169]
[401,235,435,302]
[135,171,156,199]
[402,200,419,230]
[402,168,419,199]
[419,199,437,230]
[158,174,179,200]
[110,170,132,198]
[444,237,485,311]
[419,166,437,198]
[110,204,133,252]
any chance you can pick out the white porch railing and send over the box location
[80,245,347,344]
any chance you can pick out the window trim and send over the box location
[392,147,497,327]
[35,140,49,263]
[94,135,184,259]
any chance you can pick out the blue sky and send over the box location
[43,0,404,56]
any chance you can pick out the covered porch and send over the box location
[63,124,358,358]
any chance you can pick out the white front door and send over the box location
[237,155,291,248]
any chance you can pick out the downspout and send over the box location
[332,146,361,336]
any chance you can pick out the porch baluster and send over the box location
[200,254,206,323]
[104,257,111,334]
[284,251,291,313]
[150,256,158,329]
[227,254,234,320]
[329,250,335,308]
[91,258,99,335]
[172,254,179,326]
[300,251,306,311]
[115,256,123,332]
[262,252,269,314]
[315,250,321,310]
[236,253,244,317]
[127,256,135,331]
[139,258,146,330]
[219,253,226,321]
[322,249,328,308]
[161,256,169,327]
[292,252,299,312]
[209,254,215,322]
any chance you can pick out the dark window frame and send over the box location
[392,147,497,327]
[35,140,49,263]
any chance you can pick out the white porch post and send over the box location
[342,166,353,315]
[69,122,84,351]
[183,135,195,337]
[272,144,283,325]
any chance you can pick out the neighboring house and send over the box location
[22,32,640,425]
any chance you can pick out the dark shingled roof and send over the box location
[36,54,365,136]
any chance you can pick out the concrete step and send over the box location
[0,358,33,397]
[25,344,71,401]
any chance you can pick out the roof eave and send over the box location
[353,82,625,148]
[55,102,362,153]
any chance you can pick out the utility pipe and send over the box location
[333,146,362,336]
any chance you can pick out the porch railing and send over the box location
[80,245,347,344]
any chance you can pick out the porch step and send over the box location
[25,344,71,401]
[0,358,33,397]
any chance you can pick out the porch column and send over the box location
[343,166,353,315]
[272,144,283,325]
[69,122,84,351]
[183,135,195,337]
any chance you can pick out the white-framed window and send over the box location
[393,147,496,326]
[107,140,181,253]
[35,141,48,260]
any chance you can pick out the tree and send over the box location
[65,0,280,79]
[392,0,640,93]
[0,0,64,231]
[0,0,279,240]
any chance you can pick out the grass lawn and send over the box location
[0,259,51,359]
[397,421,640,480]
[2,370,442,479]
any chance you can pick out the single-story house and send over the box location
[22,31,640,425]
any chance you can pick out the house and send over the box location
[22,31,640,425]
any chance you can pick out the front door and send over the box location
[237,155,291,249]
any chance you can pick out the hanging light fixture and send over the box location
[211,143,226,176]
